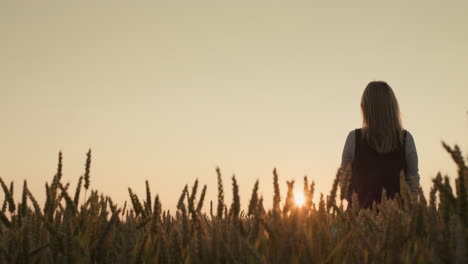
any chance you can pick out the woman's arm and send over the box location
[405,131,420,193]
[340,130,355,185]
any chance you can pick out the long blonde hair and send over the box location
[360,81,403,153]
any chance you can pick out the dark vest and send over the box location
[350,129,407,209]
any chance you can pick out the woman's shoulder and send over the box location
[403,129,415,140]
[344,129,360,143]
[346,128,362,137]
[403,129,416,146]
[345,129,355,138]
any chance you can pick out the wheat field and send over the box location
[0,142,467,264]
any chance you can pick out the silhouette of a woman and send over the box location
[341,81,420,209]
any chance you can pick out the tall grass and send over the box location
[0,142,467,263]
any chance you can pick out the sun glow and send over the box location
[294,191,305,207]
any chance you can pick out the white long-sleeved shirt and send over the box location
[340,129,420,193]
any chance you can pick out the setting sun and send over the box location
[294,191,305,207]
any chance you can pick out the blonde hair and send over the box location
[360,81,403,153]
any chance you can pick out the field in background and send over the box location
[0,142,467,263]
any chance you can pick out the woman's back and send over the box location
[350,128,406,208]
[340,81,420,209]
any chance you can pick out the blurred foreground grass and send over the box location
[0,142,467,263]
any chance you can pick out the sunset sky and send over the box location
[1,1,467,211]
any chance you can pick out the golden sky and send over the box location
[1,0,467,210]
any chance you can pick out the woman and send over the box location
[341,81,420,209]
